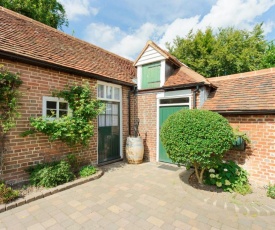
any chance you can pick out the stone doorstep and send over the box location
[0,169,104,213]
[180,169,275,216]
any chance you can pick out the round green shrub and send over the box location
[160,109,234,183]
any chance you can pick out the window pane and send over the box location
[106,86,112,99]
[106,115,112,126]
[47,101,57,109]
[98,85,104,98]
[112,104,118,115]
[47,109,57,117]
[59,102,68,110]
[99,115,105,127]
[114,87,120,100]
[160,98,189,104]
[106,103,112,114]
[112,115,118,126]
[59,110,68,117]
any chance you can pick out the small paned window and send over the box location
[43,96,70,119]
[97,83,121,101]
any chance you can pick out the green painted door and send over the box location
[159,106,189,163]
[98,102,120,163]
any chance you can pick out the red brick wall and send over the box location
[136,92,157,161]
[224,115,275,185]
[0,58,131,183]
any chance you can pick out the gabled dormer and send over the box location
[133,41,182,90]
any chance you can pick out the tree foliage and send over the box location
[22,82,105,147]
[0,0,68,29]
[167,24,274,77]
[160,109,234,184]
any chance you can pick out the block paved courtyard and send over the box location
[0,162,274,229]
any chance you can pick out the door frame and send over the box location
[156,90,192,162]
[97,81,123,164]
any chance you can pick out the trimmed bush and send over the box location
[0,181,19,204]
[160,109,234,183]
[79,165,97,178]
[27,160,74,188]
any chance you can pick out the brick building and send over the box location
[0,6,274,185]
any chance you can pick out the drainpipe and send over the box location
[128,86,137,136]
[193,85,200,109]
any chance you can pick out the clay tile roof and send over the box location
[164,65,212,87]
[0,7,136,85]
[202,68,275,112]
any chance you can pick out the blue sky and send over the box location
[60,0,275,60]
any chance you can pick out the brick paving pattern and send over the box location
[0,162,274,229]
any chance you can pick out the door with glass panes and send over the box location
[97,83,121,164]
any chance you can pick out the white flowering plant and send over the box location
[204,161,251,194]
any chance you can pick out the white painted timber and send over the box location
[136,46,165,66]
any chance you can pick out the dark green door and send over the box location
[98,102,120,163]
[159,106,188,163]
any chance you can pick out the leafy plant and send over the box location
[267,183,275,199]
[160,109,234,184]
[22,81,105,147]
[66,153,79,173]
[79,165,97,178]
[27,160,74,188]
[0,65,23,173]
[232,127,251,144]
[204,161,251,194]
[0,181,20,204]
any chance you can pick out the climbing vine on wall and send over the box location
[22,82,105,147]
[0,65,23,174]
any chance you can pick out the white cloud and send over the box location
[59,0,99,20]
[85,22,166,60]
[159,16,200,47]
[199,0,275,29]
[84,0,275,59]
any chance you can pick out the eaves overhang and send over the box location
[0,50,135,87]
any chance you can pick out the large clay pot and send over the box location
[126,136,144,164]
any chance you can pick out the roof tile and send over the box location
[203,68,275,112]
[0,7,136,84]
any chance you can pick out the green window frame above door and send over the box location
[141,62,161,89]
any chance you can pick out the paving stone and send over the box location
[0,162,275,229]
[147,216,164,227]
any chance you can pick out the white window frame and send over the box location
[97,81,123,163]
[42,96,71,120]
[97,81,121,102]
[156,90,192,162]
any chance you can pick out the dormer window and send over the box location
[141,62,161,89]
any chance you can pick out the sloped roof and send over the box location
[133,40,183,67]
[203,68,275,113]
[164,65,212,87]
[0,7,136,85]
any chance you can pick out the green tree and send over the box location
[160,109,234,184]
[0,0,68,29]
[261,40,275,68]
[167,24,273,77]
